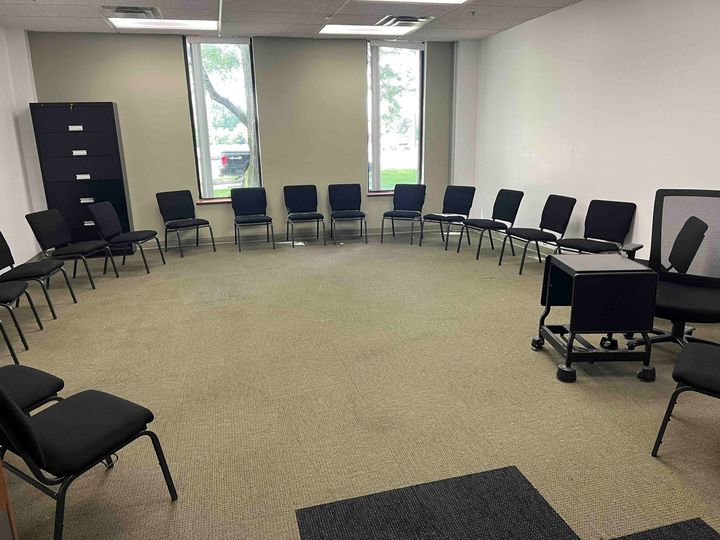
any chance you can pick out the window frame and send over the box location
[367,40,426,194]
[183,36,263,201]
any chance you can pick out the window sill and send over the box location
[197,198,231,205]
[367,191,394,197]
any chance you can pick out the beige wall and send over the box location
[29,33,453,242]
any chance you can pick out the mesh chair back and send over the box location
[492,189,524,224]
[329,184,362,212]
[0,231,15,270]
[441,186,476,215]
[0,384,45,467]
[393,184,426,212]
[26,209,72,251]
[231,187,268,216]
[284,185,318,213]
[539,195,576,235]
[650,189,720,286]
[88,201,123,240]
[584,200,637,243]
[156,190,196,222]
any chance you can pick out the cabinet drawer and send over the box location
[42,156,122,182]
[44,180,127,208]
[31,104,116,133]
[36,131,118,158]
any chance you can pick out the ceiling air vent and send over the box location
[100,5,162,19]
[377,15,433,28]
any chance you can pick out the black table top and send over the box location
[550,254,654,275]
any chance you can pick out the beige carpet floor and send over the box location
[4,230,720,539]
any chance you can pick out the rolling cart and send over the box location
[531,254,658,382]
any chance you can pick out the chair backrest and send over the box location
[649,189,720,286]
[393,184,426,212]
[0,384,45,468]
[156,190,196,222]
[328,184,362,212]
[26,209,72,251]
[441,186,476,216]
[583,200,637,244]
[491,189,524,224]
[0,230,15,270]
[231,187,268,216]
[538,194,576,235]
[284,185,318,213]
[88,201,123,241]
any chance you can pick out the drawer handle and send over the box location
[76,173,91,180]
[68,125,83,132]
[79,197,95,204]
[72,150,88,156]
[83,220,95,227]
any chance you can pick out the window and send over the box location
[368,42,424,192]
[185,38,261,199]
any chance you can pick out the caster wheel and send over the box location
[637,366,656,382]
[627,343,636,351]
[600,337,619,350]
[556,365,577,383]
[531,337,545,351]
[623,333,635,340]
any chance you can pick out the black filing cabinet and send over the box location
[30,102,132,245]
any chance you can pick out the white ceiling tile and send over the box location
[221,10,326,24]
[0,3,101,17]
[0,0,89,5]
[221,0,343,14]
[1,15,113,31]
[338,1,454,17]
[472,0,578,6]
[220,21,322,37]
[94,0,218,9]
[159,8,218,20]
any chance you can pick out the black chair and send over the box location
[0,229,77,319]
[156,190,216,257]
[457,189,524,260]
[0,364,63,412]
[420,185,476,250]
[626,190,720,349]
[26,209,119,290]
[88,201,165,274]
[0,386,177,539]
[0,282,44,362]
[555,199,642,258]
[283,185,326,248]
[652,342,720,457]
[498,194,577,274]
[381,184,427,245]
[231,187,275,252]
[328,183,367,245]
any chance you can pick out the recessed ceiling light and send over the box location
[319,24,415,36]
[109,18,218,31]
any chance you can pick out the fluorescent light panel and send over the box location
[109,18,217,31]
[319,24,415,35]
[362,0,468,3]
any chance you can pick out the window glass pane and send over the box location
[186,41,260,198]
[368,45,423,192]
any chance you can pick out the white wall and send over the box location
[468,0,720,253]
[0,28,43,264]
[451,40,480,194]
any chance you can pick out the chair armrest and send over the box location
[621,243,643,259]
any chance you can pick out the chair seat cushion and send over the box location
[51,240,108,258]
[235,215,272,224]
[655,281,720,324]
[384,210,421,219]
[556,238,619,253]
[464,219,508,231]
[110,230,158,244]
[423,213,466,223]
[0,260,64,281]
[506,228,557,242]
[673,342,720,393]
[331,210,365,219]
[0,281,27,303]
[0,365,64,411]
[288,212,324,221]
[31,390,154,477]
[165,218,209,230]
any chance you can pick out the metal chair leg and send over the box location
[535,241,542,263]
[24,291,43,330]
[34,278,58,319]
[155,237,166,264]
[79,256,96,289]
[444,222,452,251]
[72,258,78,279]
[2,304,28,350]
[291,222,295,248]
[466,224,471,246]
[237,225,242,252]
[143,431,178,501]
[498,234,510,266]
[196,226,199,246]
[509,235,516,256]
[53,476,76,540]
[419,219,425,246]
[381,218,385,243]
[652,385,690,457]
[476,230,486,260]
[105,247,119,278]
[391,218,396,237]
[0,320,18,364]
[59,268,77,303]
[164,229,168,252]
[286,221,289,241]
[519,240,531,275]
[456,225,465,253]
[208,226,217,252]
[137,243,150,274]
[266,223,270,243]
[316,220,320,239]
[439,221,445,242]
[410,219,415,245]
[322,221,326,246]
[176,230,184,258]
[489,230,495,250]
[270,223,276,249]
[332,219,337,245]
[364,218,368,244]
[103,253,108,275]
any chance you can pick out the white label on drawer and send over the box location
[72,150,88,156]
[79,197,95,204]
[68,125,83,132]
[76,173,91,180]
[83,220,95,227]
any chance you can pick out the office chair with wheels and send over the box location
[283,185,326,248]
[420,185,476,250]
[381,184,427,245]
[328,184,367,244]
[231,187,275,252]
[156,190,216,257]
[458,189,524,259]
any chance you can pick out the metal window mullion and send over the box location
[190,44,214,198]
[370,45,382,192]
